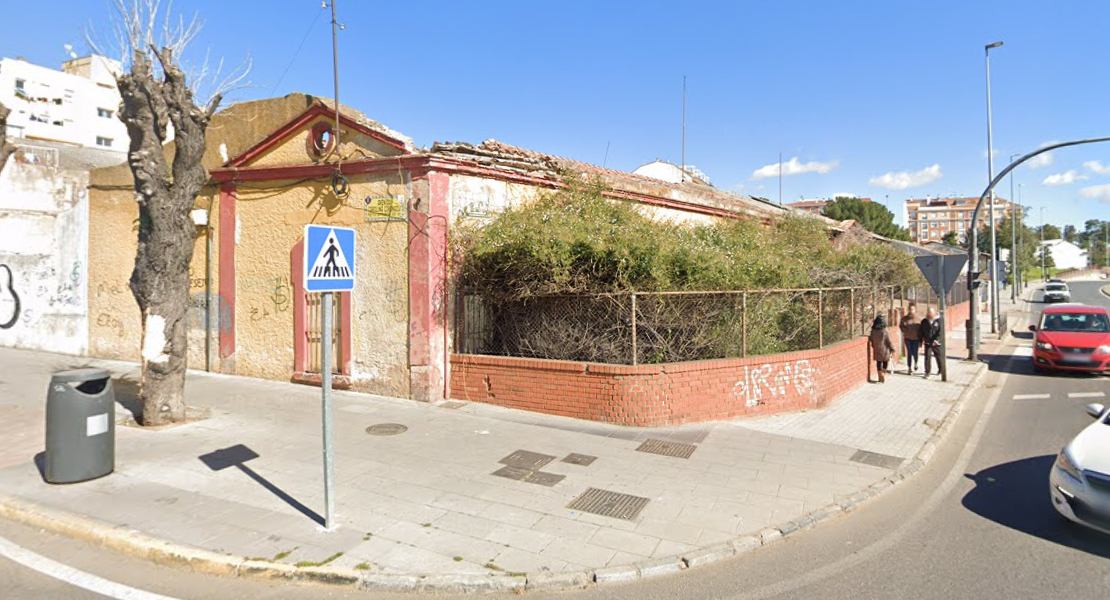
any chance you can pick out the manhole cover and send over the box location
[562,453,598,466]
[567,488,650,521]
[499,450,556,471]
[636,439,697,459]
[849,449,905,470]
[366,423,408,436]
[491,466,565,487]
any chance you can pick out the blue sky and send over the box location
[3,0,1109,230]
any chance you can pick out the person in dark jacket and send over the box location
[899,302,921,373]
[920,308,942,378]
[869,316,895,383]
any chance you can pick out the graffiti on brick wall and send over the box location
[732,359,819,408]
[0,264,21,329]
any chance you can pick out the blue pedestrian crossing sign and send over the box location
[304,225,356,292]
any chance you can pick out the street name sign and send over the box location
[304,225,356,292]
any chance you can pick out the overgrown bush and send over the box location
[457,177,920,302]
[454,177,922,363]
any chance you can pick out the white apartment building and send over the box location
[1039,239,1089,271]
[0,55,127,152]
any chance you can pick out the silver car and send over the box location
[1050,403,1110,535]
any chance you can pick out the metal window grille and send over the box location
[304,293,343,373]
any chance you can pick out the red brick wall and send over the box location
[450,302,969,427]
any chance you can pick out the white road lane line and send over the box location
[1068,392,1106,399]
[1013,393,1051,400]
[0,535,182,600]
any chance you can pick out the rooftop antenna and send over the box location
[329,1,343,163]
[603,141,611,168]
[681,75,687,183]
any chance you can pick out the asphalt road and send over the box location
[3,282,1109,599]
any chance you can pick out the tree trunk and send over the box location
[0,103,14,175]
[117,47,220,427]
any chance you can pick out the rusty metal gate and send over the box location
[305,293,343,373]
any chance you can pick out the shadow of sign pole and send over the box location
[198,444,324,527]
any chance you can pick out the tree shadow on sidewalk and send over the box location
[198,444,324,527]
[962,455,1110,559]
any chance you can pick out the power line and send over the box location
[268,3,328,96]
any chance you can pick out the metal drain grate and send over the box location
[491,466,565,487]
[562,453,598,466]
[849,449,905,470]
[567,488,650,521]
[499,450,556,471]
[366,423,408,436]
[439,401,467,410]
[636,438,697,459]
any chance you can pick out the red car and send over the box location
[1030,304,1110,373]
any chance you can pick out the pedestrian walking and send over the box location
[920,308,942,378]
[869,316,895,383]
[899,302,922,373]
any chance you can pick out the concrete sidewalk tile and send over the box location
[633,519,703,546]
[343,537,401,562]
[532,515,600,542]
[486,522,556,554]
[694,528,735,546]
[477,502,545,529]
[374,542,485,575]
[540,538,616,568]
[651,539,698,559]
[607,551,649,567]
[431,510,501,539]
[490,547,566,574]
[429,492,494,517]
[589,527,661,557]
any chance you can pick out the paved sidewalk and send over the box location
[0,308,1012,584]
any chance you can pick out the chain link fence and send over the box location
[454,282,977,365]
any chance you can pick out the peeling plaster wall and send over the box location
[0,155,90,354]
[87,185,216,368]
[234,173,409,395]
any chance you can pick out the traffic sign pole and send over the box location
[321,290,336,530]
[936,259,948,382]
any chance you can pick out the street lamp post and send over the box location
[1009,153,1019,302]
[1018,183,1025,289]
[985,41,1004,334]
[1040,207,1047,280]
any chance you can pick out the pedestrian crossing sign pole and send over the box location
[303,224,357,531]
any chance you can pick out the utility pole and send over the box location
[681,75,686,183]
[1009,153,1019,302]
[1040,207,1047,280]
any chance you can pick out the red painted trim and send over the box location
[291,239,306,372]
[226,104,409,168]
[211,155,759,221]
[340,291,352,375]
[218,184,236,359]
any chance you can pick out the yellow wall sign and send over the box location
[364,195,406,222]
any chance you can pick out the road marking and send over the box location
[1068,392,1106,399]
[0,535,181,600]
[1013,393,1051,400]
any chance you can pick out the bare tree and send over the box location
[92,0,247,426]
[0,102,14,175]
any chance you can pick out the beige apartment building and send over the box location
[905,196,1017,243]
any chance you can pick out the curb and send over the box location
[0,365,994,595]
[1101,284,1110,299]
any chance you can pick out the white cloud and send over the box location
[1042,170,1088,186]
[1079,184,1110,203]
[750,157,838,180]
[1027,152,1053,169]
[1084,160,1110,175]
[868,164,943,190]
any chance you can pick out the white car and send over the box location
[1050,403,1110,535]
[1043,283,1071,303]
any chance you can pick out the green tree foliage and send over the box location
[1064,224,1078,243]
[459,178,920,303]
[1040,223,1062,240]
[941,231,963,247]
[822,197,911,241]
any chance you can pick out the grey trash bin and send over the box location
[44,368,115,484]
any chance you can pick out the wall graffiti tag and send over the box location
[731,359,819,408]
[0,264,21,329]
